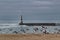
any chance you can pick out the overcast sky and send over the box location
[0,0,60,22]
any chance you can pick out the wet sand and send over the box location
[0,34,60,40]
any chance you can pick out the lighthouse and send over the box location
[19,15,23,25]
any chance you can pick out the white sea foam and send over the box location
[0,23,60,34]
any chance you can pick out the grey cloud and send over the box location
[0,0,60,22]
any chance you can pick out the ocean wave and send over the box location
[0,23,60,34]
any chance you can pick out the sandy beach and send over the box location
[0,34,60,40]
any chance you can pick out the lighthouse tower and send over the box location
[20,15,23,25]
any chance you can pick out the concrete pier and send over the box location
[19,16,56,26]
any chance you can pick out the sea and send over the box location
[0,22,60,34]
